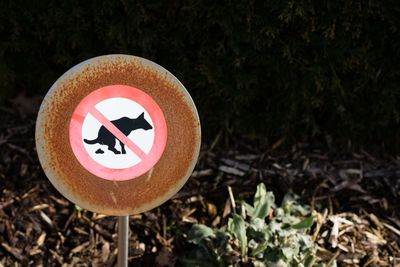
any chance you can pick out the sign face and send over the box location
[69,85,167,181]
[35,55,201,215]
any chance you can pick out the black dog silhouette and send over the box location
[83,112,152,154]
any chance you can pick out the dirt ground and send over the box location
[0,95,399,266]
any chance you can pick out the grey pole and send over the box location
[117,215,129,267]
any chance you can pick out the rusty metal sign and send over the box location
[35,55,201,215]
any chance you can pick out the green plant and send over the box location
[182,183,329,267]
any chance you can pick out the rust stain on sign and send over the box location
[36,55,201,215]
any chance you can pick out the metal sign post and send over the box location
[36,55,201,264]
[117,216,129,267]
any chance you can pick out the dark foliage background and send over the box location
[1,0,399,148]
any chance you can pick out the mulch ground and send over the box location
[0,95,399,266]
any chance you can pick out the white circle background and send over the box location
[81,97,155,169]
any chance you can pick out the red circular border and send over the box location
[69,85,167,181]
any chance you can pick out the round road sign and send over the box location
[36,55,201,215]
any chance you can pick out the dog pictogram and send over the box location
[83,113,153,155]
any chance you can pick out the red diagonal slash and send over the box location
[88,106,148,159]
